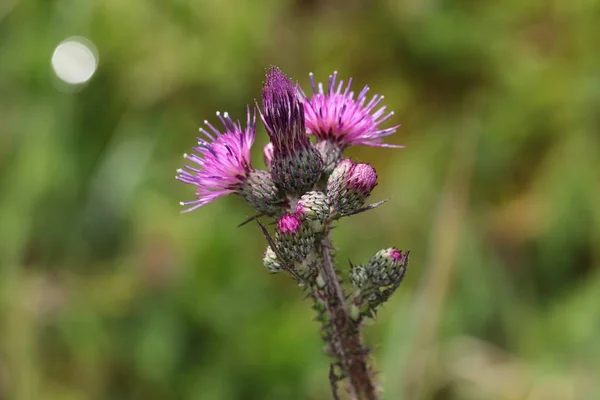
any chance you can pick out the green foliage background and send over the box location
[1,0,599,399]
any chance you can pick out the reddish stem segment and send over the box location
[315,235,379,400]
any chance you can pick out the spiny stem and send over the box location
[316,233,379,400]
[329,364,342,400]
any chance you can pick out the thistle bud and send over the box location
[366,247,408,287]
[327,158,354,191]
[349,248,409,319]
[295,191,329,221]
[263,142,274,170]
[327,159,378,216]
[274,214,315,263]
[349,264,369,289]
[240,169,284,216]
[263,246,283,273]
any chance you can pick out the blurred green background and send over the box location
[1,0,599,399]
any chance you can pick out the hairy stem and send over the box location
[315,234,379,400]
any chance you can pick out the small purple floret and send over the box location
[177,107,256,212]
[390,248,403,263]
[278,214,303,235]
[263,142,274,169]
[294,203,306,215]
[347,163,378,195]
[302,71,403,148]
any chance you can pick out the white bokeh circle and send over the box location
[51,37,98,85]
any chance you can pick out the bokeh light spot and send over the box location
[51,37,98,85]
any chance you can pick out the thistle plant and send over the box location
[177,67,409,400]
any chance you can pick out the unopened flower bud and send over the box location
[263,246,283,273]
[295,191,329,221]
[327,158,354,191]
[240,169,284,216]
[366,247,408,287]
[263,142,274,170]
[349,264,369,289]
[327,159,378,216]
[275,214,315,263]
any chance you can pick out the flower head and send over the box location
[303,71,402,149]
[260,67,323,194]
[327,159,378,216]
[177,108,255,212]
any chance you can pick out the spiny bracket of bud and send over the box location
[237,213,264,227]
[239,169,285,216]
[349,248,409,319]
[327,159,378,216]
[275,214,315,265]
[330,199,388,220]
[349,263,369,288]
[274,145,324,194]
[263,245,283,273]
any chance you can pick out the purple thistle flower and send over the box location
[259,67,323,194]
[177,107,282,215]
[177,108,255,212]
[303,71,403,149]
[260,67,311,156]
